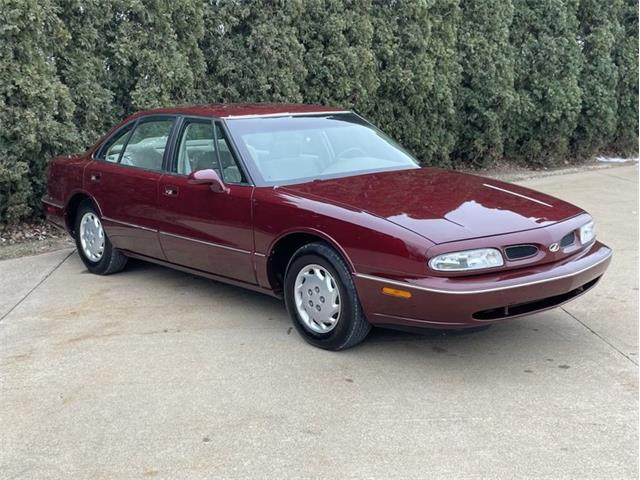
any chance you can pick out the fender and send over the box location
[65,188,104,218]
[266,227,356,273]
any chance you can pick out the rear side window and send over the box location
[120,120,174,171]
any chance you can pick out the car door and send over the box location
[156,118,256,284]
[86,116,176,260]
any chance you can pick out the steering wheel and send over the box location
[336,147,367,158]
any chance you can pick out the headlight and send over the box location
[429,248,504,272]
[579,221,596,244]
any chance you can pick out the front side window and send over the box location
[175,121,217,176]
[119,119,174,171]
[224,113,419,185]
[175,120,246,183]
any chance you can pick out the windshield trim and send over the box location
[224,110,351,120]
[273,164,421,187]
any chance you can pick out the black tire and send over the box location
[284,242,371,350]
[74,200,128,275]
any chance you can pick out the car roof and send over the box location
[128,103,348,120]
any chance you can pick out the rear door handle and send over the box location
[163,185,179,197]
[90,172,102,183]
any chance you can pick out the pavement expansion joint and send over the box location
[0,249,74,324]
[561,306,638,366]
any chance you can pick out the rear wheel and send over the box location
[284,242,370,350]
[74,200,127,275]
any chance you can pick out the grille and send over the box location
[560,231,575,247]
[472,277,600,320]
[504,244,538,261]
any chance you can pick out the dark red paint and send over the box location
[283,168,583,244]
[43,104,612,329]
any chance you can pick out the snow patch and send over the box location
[595,156,638,163]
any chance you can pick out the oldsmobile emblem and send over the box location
[549,242,560,252]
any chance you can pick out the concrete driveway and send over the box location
[1,165,637,479]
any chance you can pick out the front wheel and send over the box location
[284,242,371,350]
[74,200,128,275]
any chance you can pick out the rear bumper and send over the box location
[353,241,612,329]
[41,195,67,231]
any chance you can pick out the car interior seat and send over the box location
[190,150,220,176]
[260,136,322,181]
[128,145,164,171]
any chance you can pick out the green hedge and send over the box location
[0,0,638,223]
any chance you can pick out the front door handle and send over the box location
[163,185,179,197]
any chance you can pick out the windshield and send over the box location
[224,113,419,185]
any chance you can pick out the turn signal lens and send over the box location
[429,248,504,272]
[382,287,412,299]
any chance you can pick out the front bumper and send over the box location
[353,241,612,328]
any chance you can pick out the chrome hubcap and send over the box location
[79,212,105,262]
[294,264,341,334]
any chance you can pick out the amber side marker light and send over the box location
[381,287,412,299]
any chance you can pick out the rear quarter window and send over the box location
[96,123,134,162]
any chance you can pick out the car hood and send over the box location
[282,168,583,244]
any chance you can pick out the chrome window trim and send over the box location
[354,250,612,295]
[158,231,251,255]
[102,216,156,233]
[102,217,255,255]
[42,197,65,209]
[371,312,467,326]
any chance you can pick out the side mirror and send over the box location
[187,169,229,193]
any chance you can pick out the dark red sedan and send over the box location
[43,104,612,350]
